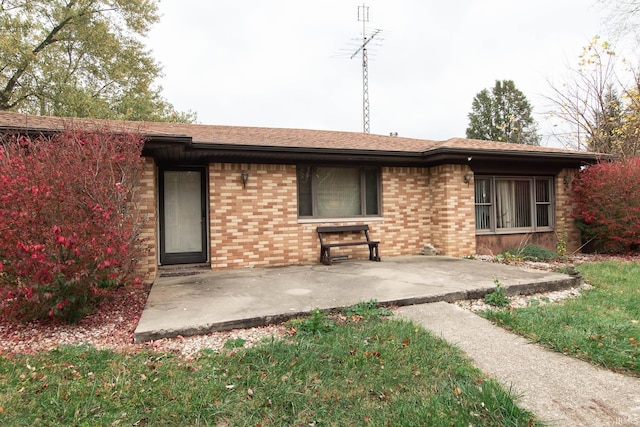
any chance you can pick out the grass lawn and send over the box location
[0,308,539,426]
[482,261,640,377]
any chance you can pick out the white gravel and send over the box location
[454,283,593,312]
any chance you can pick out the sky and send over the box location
[146,0,612,147]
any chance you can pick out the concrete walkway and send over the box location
[134,256,578,343]
[396,302,640,427]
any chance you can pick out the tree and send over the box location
[546,37,640,157]
[0,0,194,122]
[466,80,540,145]
[600,0,640,42]
[573,157,640,253]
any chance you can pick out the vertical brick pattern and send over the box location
[555,168,581,253]
[428,164,476,257]
[136,157,158,282]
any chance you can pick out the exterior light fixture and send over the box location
[464,172,473,185]
[240,170,249,189]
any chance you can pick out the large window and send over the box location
[474,176,553,233]
[297,166,380,218]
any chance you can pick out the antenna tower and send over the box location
[350,4,380,133]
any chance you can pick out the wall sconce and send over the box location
[240,170,249,189]
[563,174,573,186]
[464,172,473,185]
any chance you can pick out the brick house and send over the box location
[0,111,599,281]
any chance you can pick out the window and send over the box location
[474,176,553,233]
[297,166,380,218]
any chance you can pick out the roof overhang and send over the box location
[143,135,602,171]
[1,121,604,171]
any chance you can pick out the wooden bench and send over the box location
[316,224,381,265]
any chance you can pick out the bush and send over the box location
[0,128,145,322]
[572,158,640,253]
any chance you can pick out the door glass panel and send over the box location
[164,171,202,253]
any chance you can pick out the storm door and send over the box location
[159,167,207,264]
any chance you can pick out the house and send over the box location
[0,111,599,281]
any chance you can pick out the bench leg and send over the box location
[369,244,380,262]
[320,246,332,265]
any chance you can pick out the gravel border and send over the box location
[0,254,634,359]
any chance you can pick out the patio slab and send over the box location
[133,256,579,343]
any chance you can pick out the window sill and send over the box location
[298,216,384,224]
[476,228,554,236]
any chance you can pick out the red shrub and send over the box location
[0,129,146,322]
[572,157,640,253]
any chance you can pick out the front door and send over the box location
[159,167,207,265]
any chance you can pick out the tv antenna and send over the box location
[350,4,382,134]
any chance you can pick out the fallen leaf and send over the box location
[453,386,462,395]
[402,337,410,348]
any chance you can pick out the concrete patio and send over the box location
[134,256,579,343]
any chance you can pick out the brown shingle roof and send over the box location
[0,110,596,159]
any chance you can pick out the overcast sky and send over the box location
[146,1,610,146]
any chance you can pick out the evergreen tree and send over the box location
[466,80,540,145]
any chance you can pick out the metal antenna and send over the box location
[350,4,381,134]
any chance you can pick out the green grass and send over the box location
[0,313,540,426]
[481,261,640,376]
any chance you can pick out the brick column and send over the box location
[555,168,581,253]
[136,157,158,282]
[428,164,476,257]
